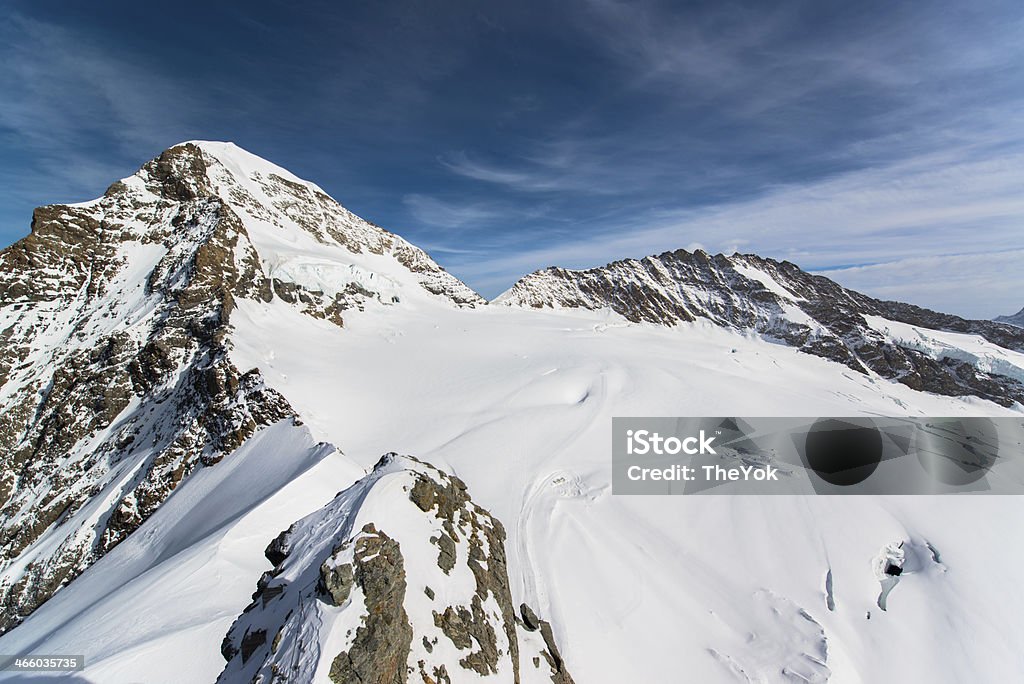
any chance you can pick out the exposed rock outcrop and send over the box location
[218,454,573,684]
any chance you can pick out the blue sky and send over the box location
[1,0,1022,317]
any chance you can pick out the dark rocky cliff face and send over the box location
[0,142,484,634]
[497,249,1024,407]
[0,145,296,632]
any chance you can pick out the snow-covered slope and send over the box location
[2,142,1023,683]
[0,420,353,683]
[496,250,1024,406]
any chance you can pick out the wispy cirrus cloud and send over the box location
[438,149,631,195]
[439,153,555,192]
[0,12,215,236]
[402,193,504,229]
[0,15,200,153]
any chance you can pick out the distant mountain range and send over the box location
[995,306,1024,328]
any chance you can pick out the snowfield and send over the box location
[6,300,1022,683]
[1,141,1022,683]
[226,297,1024,683]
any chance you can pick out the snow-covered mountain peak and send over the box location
[96,141,485,312]
[0,141,483,634]
[181,140,316,187]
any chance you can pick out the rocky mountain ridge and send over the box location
[497,250,1024,407]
